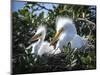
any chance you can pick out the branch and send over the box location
[36,3,53,13]
[76,18,96,26]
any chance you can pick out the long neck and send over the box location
[36,33,45,49]
[56,28,77,50]
[34,39,43,55]
[41,32,46,41]
[34,32,46,54]
[66,26,77,34]
[37,38,43,44]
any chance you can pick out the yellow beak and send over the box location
[31,34,41,41]
[50,28,63,45]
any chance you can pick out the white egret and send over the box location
[26,25,61,57]
[26,26,46,56]
[51,17,77,51]
[51,17,88,51]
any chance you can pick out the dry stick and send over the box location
[77,18,96,41]
[77,18,95,35]
[52,48,58,55]
[65,48,77,63]
[77,18,96,26]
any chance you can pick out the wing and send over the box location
[70,35,87,49]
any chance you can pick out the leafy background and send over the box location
[12,1,96,74]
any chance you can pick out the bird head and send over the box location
[50,17,77,45]
[30,25,46,42]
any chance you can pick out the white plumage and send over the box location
[26,26,46,56]
[26,25,61,57]
[38,41,61,56]
[70,34,88,49]
[51,17,77,51]
[26,17,88,57]
[51,17,88,51]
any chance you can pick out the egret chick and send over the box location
[51,17,77,51]
[26,25,46,56]
[26,25,61,57]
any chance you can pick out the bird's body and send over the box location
[38,41,51,56]
[70,34,88,49]
[26,38,44,56]
[56,31,76,50]
[32,39,43,55]
[38,41,61,56]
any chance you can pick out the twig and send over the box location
[36,3,53,13]
[77,18,96,26]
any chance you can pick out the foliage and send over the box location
[12,2,96,74]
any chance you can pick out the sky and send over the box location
[12,1,58,17]
[12,1,26,11]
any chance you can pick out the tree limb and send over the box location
[36,3,53,12]
[77,18,96,26]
